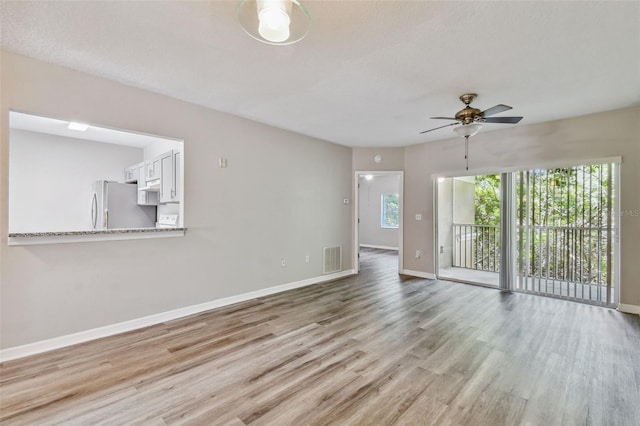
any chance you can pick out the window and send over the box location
[381,193,399,228]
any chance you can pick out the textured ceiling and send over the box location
[1,1,639,147]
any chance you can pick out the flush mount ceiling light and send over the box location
[238,0,310,45]
[68,122,90,131]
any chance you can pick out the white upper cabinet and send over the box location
[145,157,161,183]
[159,150,181,204]
[126,149,181,205]
[137,162,158,205]
[124,164,138,183]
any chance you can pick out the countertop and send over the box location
[9,227,186,238]
[8,227,187,246]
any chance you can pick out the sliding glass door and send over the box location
[436,174,501,287]
[515,163,617,305]
[436,161,618,306]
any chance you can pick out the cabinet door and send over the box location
[159,151,173,203]
[137,163,145,187]
[172,150,181,202]
[124,164,138,183]
[145,158,161,181]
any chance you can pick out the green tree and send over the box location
[474,174,500,225]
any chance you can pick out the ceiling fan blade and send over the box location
[482,116,523,124]
[430,116,457,120]
[419,122,459,134]
[480,104,512,117]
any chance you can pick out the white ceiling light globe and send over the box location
[258,6,290,42]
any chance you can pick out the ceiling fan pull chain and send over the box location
[464,135,469,170]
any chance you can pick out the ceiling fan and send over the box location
[420,93,523,169]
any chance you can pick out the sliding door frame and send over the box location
[432,156,621,306]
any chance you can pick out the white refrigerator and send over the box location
[91,181,156,230]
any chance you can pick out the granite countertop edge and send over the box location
[9,228,187,237]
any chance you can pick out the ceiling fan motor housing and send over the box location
[455,106,482,124]
[420,92,521,134]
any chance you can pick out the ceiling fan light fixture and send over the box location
[453,123,482,138]
[238,0,310,45]
[258,1,291,42]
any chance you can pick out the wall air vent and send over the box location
[323,246,342,274]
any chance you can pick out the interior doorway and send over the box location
[354,171,403,274]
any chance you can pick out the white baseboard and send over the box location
[0,269,356,363]
[618,303,640,316]
[401,269,436,280]
[359,244,399,251]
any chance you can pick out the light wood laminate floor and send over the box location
[1,248,639,425]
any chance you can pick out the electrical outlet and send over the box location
[281,259,286,267]
[415,214,422,221]
[440,246,444,254]
[415,250,421,259]
[305,255,310,263]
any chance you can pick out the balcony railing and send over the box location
[453,224,500,272]
[517,225,611,286]
[452,223,612,286]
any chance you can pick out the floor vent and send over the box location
[323,246,342,274]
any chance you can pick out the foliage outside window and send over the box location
[470,166,614,284]
[381,193,399,228]
[474,174,501,225]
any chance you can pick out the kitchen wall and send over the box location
[358,174,400,249]
[8,129,143,232]
[0,51,353,349]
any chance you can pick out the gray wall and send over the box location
[0,51,353,349]
[358,174,399,249]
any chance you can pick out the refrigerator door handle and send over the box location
[104,209,108,229]
[91,193,98,229]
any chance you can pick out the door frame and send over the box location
[354,171,404,274]
[432,157,621,306]
[432,173,501,288]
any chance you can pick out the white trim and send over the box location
[359,244,399,251]
[0,269,356,362]
[433,178,440,280]
[8,229,185,246]
[401,269,436,280]
[612,163,621,305]
[618,304,640,316]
